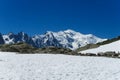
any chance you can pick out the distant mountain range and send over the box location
[0,29,106,50]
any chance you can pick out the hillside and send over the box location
[80,40,120,54]
[76,36,120,52]
[0,43,76,55]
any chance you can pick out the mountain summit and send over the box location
[1,29,106,50]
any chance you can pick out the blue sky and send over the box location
[0,0,120,38]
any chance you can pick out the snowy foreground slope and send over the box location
[81,40,120,54]
[0,52,120,80]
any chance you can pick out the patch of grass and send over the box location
[76,44,99,52]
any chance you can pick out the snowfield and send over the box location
[80,40,120,54]
[0,52,120,80]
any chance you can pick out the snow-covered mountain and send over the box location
[1,29,105,50]
[80,40,120,53]
[32,29,106,50]
[3,32,34,46]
